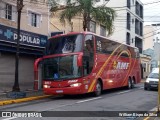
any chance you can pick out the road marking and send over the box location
[116,87,144,95]
[1,97,102,120]
[76,97,102,104]
[137,87,144,89]
[143,106,157,120]
[116,90,131,95]
[143,111,157,120]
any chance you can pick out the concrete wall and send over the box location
[49,11,83,34]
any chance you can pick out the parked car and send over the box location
[144,68,159,90]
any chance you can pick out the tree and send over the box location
[50,0,116,35]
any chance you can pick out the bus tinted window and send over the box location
[95,36,138,58]
[46,34,83,55]
[95,36,120,54]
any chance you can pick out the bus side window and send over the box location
[96,36,102,53]
[83,35,94,76]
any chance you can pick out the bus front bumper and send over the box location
[43,86,85,95]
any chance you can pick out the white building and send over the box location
[100,0,143,53]
[152,24,160,44]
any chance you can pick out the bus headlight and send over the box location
[70,83,82,87]
[43,85,50,88]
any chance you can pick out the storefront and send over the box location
[0,24,47,92]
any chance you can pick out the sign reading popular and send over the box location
[0,24,47,47]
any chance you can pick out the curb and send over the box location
[0,95,52,106]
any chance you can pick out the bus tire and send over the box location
[128,78,132,89]
[93,80,102,96]
[131,79,135,88]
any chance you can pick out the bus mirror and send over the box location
[77,55,82,67]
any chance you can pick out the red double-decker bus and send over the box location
[34,32,141,96]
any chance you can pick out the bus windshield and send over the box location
[42,55,82,80]
[46,34,83,55]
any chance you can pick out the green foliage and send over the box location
[50,0,116,35]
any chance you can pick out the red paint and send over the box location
[34,32,141,95]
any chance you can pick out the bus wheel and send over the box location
[93,81,102,96]
[131,79,135,88]
[128,78,132,89]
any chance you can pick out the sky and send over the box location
[140,0,160,25]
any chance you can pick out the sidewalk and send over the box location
[0,90,52,106]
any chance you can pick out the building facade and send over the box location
[50,0,144,54]
[143,24,160,50]
[140,54,151,79]
[105,0,143,53]
[0,0,49,92]
[143,25,154,50]
[143,24,160,69]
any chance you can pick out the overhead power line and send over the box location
[111,0,160,9]
[1,0,160,11]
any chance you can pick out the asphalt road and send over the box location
[0,83,158,120]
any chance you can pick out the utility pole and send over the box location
[12,0,24,92]
[158,53,160,112]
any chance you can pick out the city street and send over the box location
[0,0,160,120]
[0,83,158,120]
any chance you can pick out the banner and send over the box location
[0,111,159,117]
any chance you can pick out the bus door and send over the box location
[83,35,94,77]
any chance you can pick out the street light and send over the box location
[12,0,24,92]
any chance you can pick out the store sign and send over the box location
[0,24,47,47]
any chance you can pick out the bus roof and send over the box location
[49,32,139,50]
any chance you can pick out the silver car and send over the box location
[144,68,159,90]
